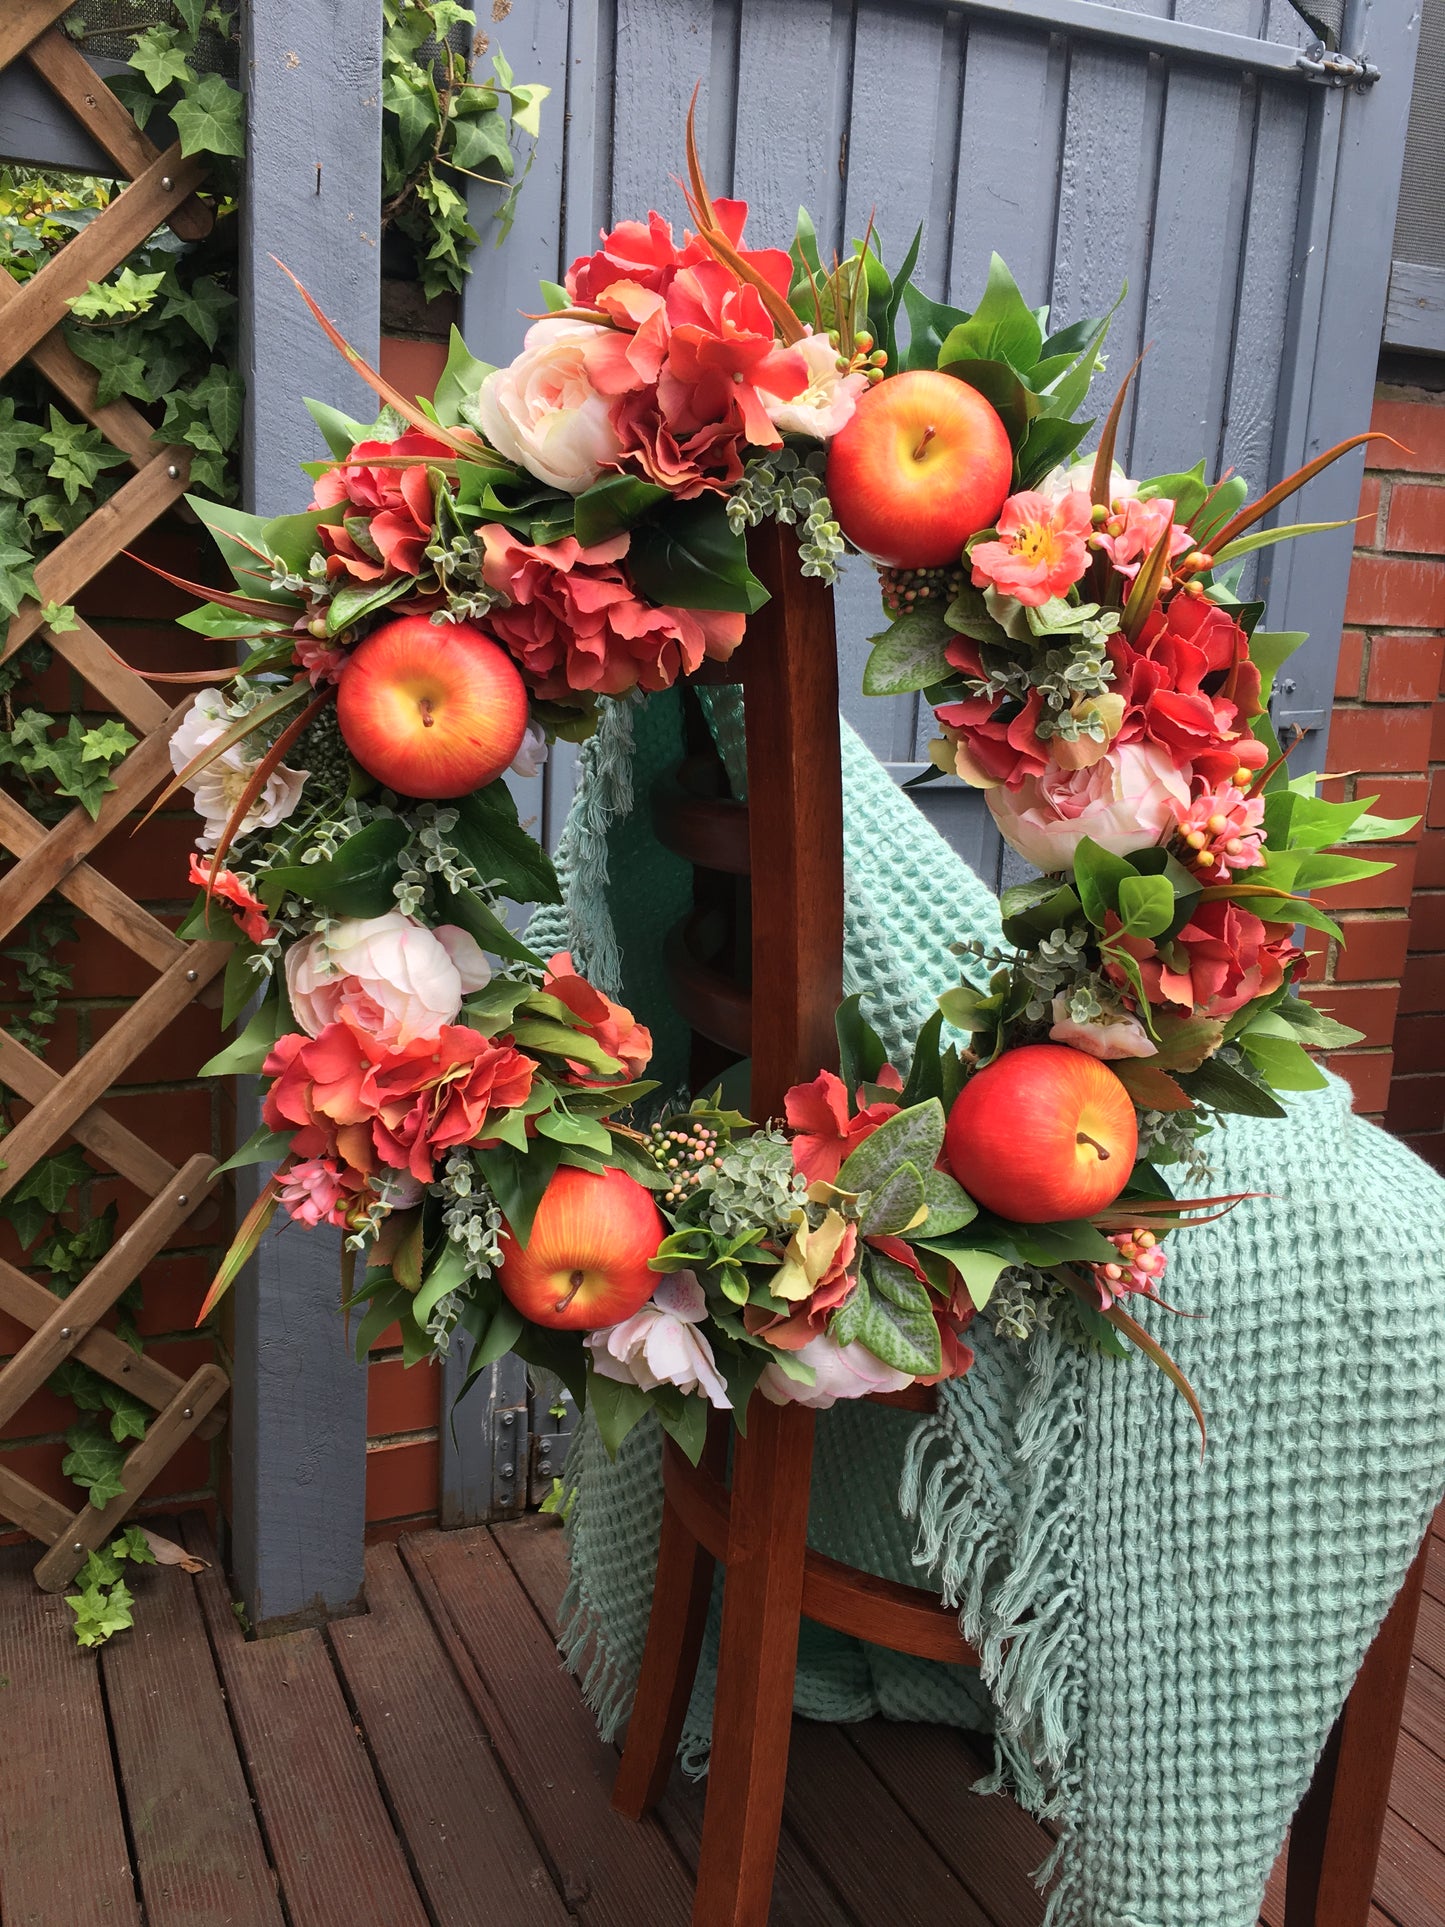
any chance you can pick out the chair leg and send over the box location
[692,1399,816,1927]
[1285,1533,1428,1925]
[613,1413,729,1820]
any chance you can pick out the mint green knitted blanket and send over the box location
[528,688,1445,1927]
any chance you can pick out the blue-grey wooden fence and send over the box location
[10,0,1414,1616]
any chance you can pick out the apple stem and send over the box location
[420,698,435,728]
[553,1268,586,1315]
[913,423,937,460]
[1076,1131,1112,1162]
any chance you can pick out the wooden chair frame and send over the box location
[611,527,1428,1927]
[0,12,231,1591]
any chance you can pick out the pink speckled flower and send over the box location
[968,490,1093,607]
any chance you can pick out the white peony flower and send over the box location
[587,1271,732,1408]
[757,329,868,440]
[1049,993,1157,1061]
[169,688,307,851]
[758,1331,912,1409]
[509,720,549,780]
[285,911,491,1046]
[477,316,624,494]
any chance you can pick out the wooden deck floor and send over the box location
[0,1508,1441,1926]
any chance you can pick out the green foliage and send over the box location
[62,1422,129,1508]
[65,1528,156,1648]
[381,2,548,298]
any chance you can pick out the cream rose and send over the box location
[587,1272,731,1408]
[169,688,307,851]
[758,1332,913,1409]
[285,911,491,1047]
[477,317,624,494]
[986,740,1190,874]
[758,329,867,440]
[1049,993,1157,1061]
[509,720,549,780]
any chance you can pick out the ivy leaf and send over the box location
[171,74,245,159]
[68,267,167,320]
[80,719,136,766]
[160,272,235,349]
[67,1569,135,1648]
[62,1423,128,1508]
[190,364,243,448]
[8,1146,93,1216]
[126,26,194,96]
[40,408,125,504]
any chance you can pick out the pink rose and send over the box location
[285,912,491,1047]
[758,1332,913,1409]
[986,740,1191,874]
[477,317,625,494]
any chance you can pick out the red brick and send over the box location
[1355,775,1430,840]
[1365,634,1444,704]
[1322,842,1416,911]
[1385,481,1445,554]
[1368,395,1445,473]
[1335,631,1365,700]
[367,1356,441,1440]
[1344,555,1445,629]
[1333,915,1411,983]
[89,812,199,908]
[1430,772,1445,830]
[1385,1071,1445,1137]
[90,1000,225,1087]
[1327,705,1435,774]
[1302,928,1330,983]
[1357,474,1383,544]
[101,1088,216,1169]
[133,1253,215,1338]
[1401,1131,1445,1175]
[1305,983,1401,1046]
[1410,890,1445,952]
[0,1383,76,1442]
[365,1435,438,1523]
[75,522,226,621]
[379,335,449,403]
[1392,1012,1445,1073]
[1400,953,1445,1014]
[0,1440,72,1509]
[1420,831,1445,887]
[1433,704,1445,764]
[1327,1049,1395,1114]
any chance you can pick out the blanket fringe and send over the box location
[561,695,636,997]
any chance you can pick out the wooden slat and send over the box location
[0,145,207,379]
[0,946,226,1195]
[24,30,213,241]
[33,1364,229,1591]
[1372,1806,1445,1927]
[847,1719,1051,1926]
[1404,1653,1445,1765]
[6,448,191,653]
[0,0,72,66]
[0,1031,176,1195]
[1387,1729,1445,1854]
[0,788,185,972]
[403,1527,696,1927]
[44,611,172,732]
[0,1253,224,1435]
[0,265,157,466]
[185,1520,432,1927]
[0,1154,214,1428]
[101,1555,285,1926]
[0,1458,72,1542]
[0,1546,142,1926]
[328,1543,572,1927]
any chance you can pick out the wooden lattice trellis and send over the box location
[0,5,231,1592]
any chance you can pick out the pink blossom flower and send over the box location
[969,490,1093,607]
[784,1065,903,1184]
[1048,994,1157,1061]
[1094,495,1192,580]
[278,1156,352,1228]
[985,740,1191,873]
[479,524,743,699]
[293,626,347,686]
[187,855,271,944]
[587,1271,730,1407]
[285,912,491,1047]
[1091,1228,1169,1310]
[1172,782,1266,882]
[757,328,866,441]
[758,1332,913,1408]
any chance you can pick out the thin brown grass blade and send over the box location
[197,1176,283,1324]
[205,686,333,884]
[136,679,311,832]
[1090,353,1146,509]
[1204,432,1403,557]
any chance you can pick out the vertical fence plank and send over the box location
[231,0,382,1628]
[950,23,1068,307]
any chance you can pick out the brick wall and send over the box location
[0,522,229,1544]
[1309,383,1445,1171]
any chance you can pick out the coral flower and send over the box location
[1094,494,1192,580]
[311,429,454,582]
[784,1065,902,1184]
[187,855,271,944]
[542,951,654,1083]
[969,490,1093,607]
[1172,783,1266,882]
[1109,899,1301,1021]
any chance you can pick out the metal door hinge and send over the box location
[491,1404,527,1515]
[1295,43,1379,88]
[528,1428,574,1507]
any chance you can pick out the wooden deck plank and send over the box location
[493,1516,855,1927]
[102,1550,283,1926]
[1425,1528,1444,1606]
[1403,1653,1445,1765]
[404,1525,696,1927]
[1388,1731,1445,1855]
[328,1542,571,1927]
[1372,1806,1445,1927]
[184,1523,429,1927]
[0,1547,141,1927]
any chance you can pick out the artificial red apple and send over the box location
[496,1164,665,1330]
[944,1043,1137,1224]
[825,369,1013,569]
[335,614,528,799]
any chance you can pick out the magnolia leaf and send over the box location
[860,1160,926,1237]
[951,1247,1010,1312]
[920,1166,977,1235]
[1274,997,1364,1051]
[836,1100,945,1197]
[862,607,954,696]
[856,1252,942,1378]
[1238,1028,1328,1093]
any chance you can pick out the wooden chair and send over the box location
[610,525,1427,1927]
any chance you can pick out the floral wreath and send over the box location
[146,118,1407,1455]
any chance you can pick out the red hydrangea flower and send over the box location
[311,430,455,582]
[1109,595,1268,788]
[784,1065,903,1185]
[479,524,744,699]
[1107,898,1301,1021]
[565,198,793,309]
[541,951,654,1083]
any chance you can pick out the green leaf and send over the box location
[1175,1055,1287,1118]
[1238,1027,1327,1092]
[508,1019,622,1076]
[432,326,496,427]
[1213,520,1355,568]
[625,497,769,614]
[951,1247,1010,1312]
[901,281,973,371]
[1249,630,1307,704]
[213,1123,293,1174]
[862,606,955,696]
[9,1146,92,1215]
[943,359,1041,450]
[199,993,286,1076]
[475,1140,562,1246]
[586,1370,652,1458]
[305,398,371,459]
[836,1100,945,1197]
[937,253,1042,372]
[171,73,245,158]
[261,818,410,917]
[439,884,545,967]
[1073,836,1137,925]
[573,474,670,547]
[1116,872,1176,939]
[920,1167,976,1236]
[860,1160,926,1237]
[62,1423,127,1508]
[855,1251,941,1377]
[326,573,414,635]
[451,787,562,906]
[900,1009,945,1108]
[834,993,889,1091]
[1274,996,1363,1050]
